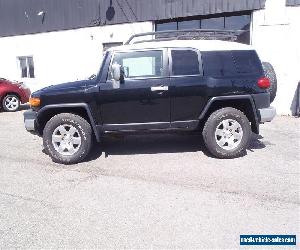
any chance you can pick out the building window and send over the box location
[18,56,35,78]
[225,15,251,30]
[201,17,224,29]
[178,20,200,30]
[156,22,177,31]
[155,11,251,44]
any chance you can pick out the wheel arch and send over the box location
[36,103,100,141]
[199,95,259,134]
[1,92,21,102]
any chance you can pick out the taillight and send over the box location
[257,77,270,89]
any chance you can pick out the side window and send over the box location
[231,51,262,74]
[110,50,163,79]
[171,50,200,76]
[202,50,262,77]
[202,51,236,77]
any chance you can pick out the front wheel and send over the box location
[202,107,251,158]
[43,113,92,164]
[2,94,20,112]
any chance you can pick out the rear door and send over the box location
[168,48,207,126]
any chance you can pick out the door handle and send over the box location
[151,86,168,92]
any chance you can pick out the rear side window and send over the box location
[202,50,262,77]
[171,50,200,76]
[201,52,236,77]
[231,51,262,74]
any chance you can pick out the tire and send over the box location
[43,113,92,164]
[262,62,277,103]
[202,107,251,159]
[2,94,20,112]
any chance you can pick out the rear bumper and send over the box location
[24,110,38,132]
[258,106,276,123]
[252,92,276,123]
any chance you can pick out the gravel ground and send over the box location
[0,110,299,249]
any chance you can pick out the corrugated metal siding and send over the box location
[286,0,300,6]
[0,0,266,37]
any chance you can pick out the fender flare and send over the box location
[199,95,259,134]
[37,103,100,141]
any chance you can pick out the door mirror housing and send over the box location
[111,63,124,82]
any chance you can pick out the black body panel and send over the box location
[252,93,270,109]
[98,77,171,125]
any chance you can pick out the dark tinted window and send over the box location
[225,15,250,30]
[18,56,35,78]
[156,22,177,31]
[155,12,251,44]
[232,51,262,74]
[171,50,200,76]
[225,15,250,43]
[178,20,200,30]
[202,50,262,77]
[202,52,235,77]
[201,17,224,29]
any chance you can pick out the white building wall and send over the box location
[0,22,153,92]
[252,0,300,115]
[1,1,300,115]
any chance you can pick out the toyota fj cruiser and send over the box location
[24,30,276,164]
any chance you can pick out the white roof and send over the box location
[109,39,254,52]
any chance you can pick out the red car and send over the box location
[0,78,31,112]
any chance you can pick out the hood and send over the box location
[33,79,96,95]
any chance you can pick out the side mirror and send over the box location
[111,63,124,82]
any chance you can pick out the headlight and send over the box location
[29,97,41,107]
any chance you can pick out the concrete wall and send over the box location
[0,22,153,91]
[252,0,300,115]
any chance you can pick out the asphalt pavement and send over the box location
[0,110,299,249]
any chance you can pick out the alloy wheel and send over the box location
[52,124,82,156]
[214,119,243,150]
[4,96,19,111]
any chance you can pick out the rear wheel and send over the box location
[2,94,20,112]
[43,113,92,164]
[202,107,251,158]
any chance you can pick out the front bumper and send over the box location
[24,110,38,132]
[258,106,276,123]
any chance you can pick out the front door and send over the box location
[98,49,170,131]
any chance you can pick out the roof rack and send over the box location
[125,29,246,45]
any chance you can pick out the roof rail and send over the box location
[125,29,246,45]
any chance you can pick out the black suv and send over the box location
[24,32,276,164]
